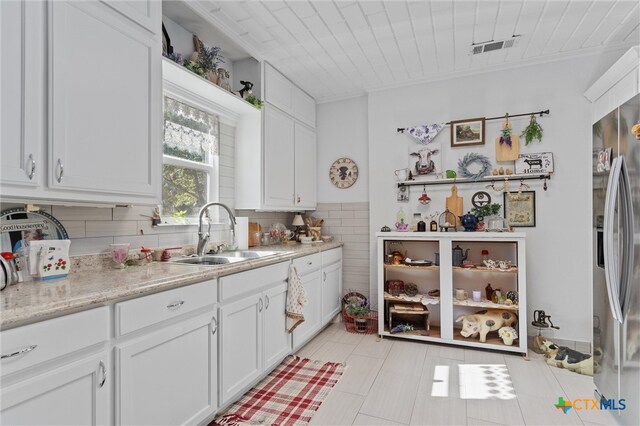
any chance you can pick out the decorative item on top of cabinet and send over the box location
[239,81,253,99]
[329,157,358,188]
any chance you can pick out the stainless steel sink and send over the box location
[211,250,284,259]
[170,251,288,266]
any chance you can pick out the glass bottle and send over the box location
[396,207,406,225]
[411,213,422,232]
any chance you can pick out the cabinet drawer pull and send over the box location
[265,295,270,309]
[307,261,313,265]
[211,316,218,335]
[1,344,38,360]
[27,154,36,180]
[258,298,263,312]
[56,159,64,183]
[98,360,106,388]
[166,300,185,310]
[323,272,327,281]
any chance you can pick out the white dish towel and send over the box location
[286,264,307,333]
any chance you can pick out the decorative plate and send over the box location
[329,157,358,189]
[0,208,69,253]
[404,259,433,266]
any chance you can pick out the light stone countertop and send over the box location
[0,241,343,330]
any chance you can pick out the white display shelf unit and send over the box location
[377,232,527,354]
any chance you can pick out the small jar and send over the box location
[262,233,271,246]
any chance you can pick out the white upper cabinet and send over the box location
[263,106,295,209]
[0,1,45,189]
[264,63,294,116]
[48,1,161,202]
[293,86,316,128]
[0,0,161,205]
[294,123,317,209]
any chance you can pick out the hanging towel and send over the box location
[286,264,307,333]
[406,123,445,145]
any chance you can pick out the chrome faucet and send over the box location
[196,202,237,256]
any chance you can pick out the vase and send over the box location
[502,336,514,346]
[208,69,219,85]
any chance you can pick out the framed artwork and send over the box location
[592,147,612,173]
[503,191,536,227]
[409,143,441,176]
[451,117,485,147]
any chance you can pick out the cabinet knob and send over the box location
[56,158,64,183]
[27,154,36,180]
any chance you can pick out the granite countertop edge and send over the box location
[0,241,343,330]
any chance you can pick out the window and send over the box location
[162,96,219,223]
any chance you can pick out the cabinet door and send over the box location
[263,105,295,208]
[322,261,342,325]
[219,294,262,405]
[292,270,323,350]
[294,123,317,209]
[116,314,216,426]
[48,1,161,202]
[264,63,293,115]
[1,353,109,425]
[293,86,316,128]
[0,0,44,188]
[263,282,291,371]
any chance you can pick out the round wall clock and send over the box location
[329,158,359,189]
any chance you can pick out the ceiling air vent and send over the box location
[471,35,520,55]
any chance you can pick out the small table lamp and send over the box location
[292,214,304,241]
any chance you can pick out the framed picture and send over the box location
[503,191,536,227]
[515,152,554,174]
[409,143,441,176]
[592,147,612,173]
[451,117,485,147]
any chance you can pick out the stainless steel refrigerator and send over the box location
[593,92,639,425]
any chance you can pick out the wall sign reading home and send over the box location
[515,152,554,174]
[329,158,359,189]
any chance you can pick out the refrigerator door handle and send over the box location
[603,156,624,323]
[618,156,634,322]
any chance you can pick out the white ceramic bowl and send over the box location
[321,235,333,242]
[300,236,313,244]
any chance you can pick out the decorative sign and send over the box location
[514,152,554,174]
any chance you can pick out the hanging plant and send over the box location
[499,122,513,147]
[521,114,544,145]
[457,153,492,180]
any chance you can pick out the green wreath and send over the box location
[457,153,492,180]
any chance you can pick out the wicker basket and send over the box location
[342,307,378,334]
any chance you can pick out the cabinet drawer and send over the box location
[115,280,216,336]
[292,253,322,276]
[220,262,288,302]
[322,248,342,266]
[1,307,109,376]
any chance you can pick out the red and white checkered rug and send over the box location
[213,356,345,426]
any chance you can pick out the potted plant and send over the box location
[498,326,518,346]
[344,299,371,333]
[471,202,501,219]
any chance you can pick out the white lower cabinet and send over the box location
[1,352,110,425]
[0,307,110,425]
[219,262,290,406]
[292,254,323,350]
[114,280,218,426]
[115,313,217,426]
[322,248,343,325]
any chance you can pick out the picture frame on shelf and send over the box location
[451,117,485,147]
[503,191,536,227]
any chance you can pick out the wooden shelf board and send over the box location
[384,264,439,271]
[383,293,440,305]
[453,266,518,273]
[452,300,519,311]
[382,324,441,339]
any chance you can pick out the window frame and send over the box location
[161,83,221,225]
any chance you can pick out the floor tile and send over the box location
[334,354,384,396]
[466,398,525,425]
[329,328,366,345]
[426,343,465,361]
[310,341,357,364]
[359,370,421,424]
[467,417,506,425]
[464,348,507,364]
[352,334,394,359]
[309,390,364,425]
[555,373,615,425]
[353,413,407,425]
[505,353,565,398]
[381,340,428,373]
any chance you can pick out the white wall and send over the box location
[316,95,369,203]
[365,51,626,343]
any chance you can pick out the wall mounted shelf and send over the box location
[397,172,551,188]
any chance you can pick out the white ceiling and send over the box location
[191,0,640,103]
